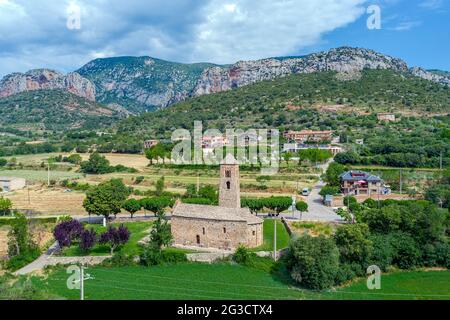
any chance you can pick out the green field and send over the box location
[0,169,82,182]
[61,221,152,257]
[251,219,291,252]
[34,264,450,300]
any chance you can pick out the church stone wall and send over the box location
[172,216,262,249]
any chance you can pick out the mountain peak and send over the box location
[0,68,96,101]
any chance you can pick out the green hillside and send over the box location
[116,69,450,138]
[0,89,125,132]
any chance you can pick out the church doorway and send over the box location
[196,235,200,244]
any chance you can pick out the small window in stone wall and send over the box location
[202,227,205,235]
[223,227,226,233]
[252,230,256,236]
[225,170,231,178]
[226,181,231,189]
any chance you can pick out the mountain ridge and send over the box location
[0,47,449,114]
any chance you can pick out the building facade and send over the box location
[283,143,342,156]
[283,130,334,143]
[0,177,26,193]
[340,171,388,195]
[171,154,263,250]
[143,139,159,149]
[377,113,396,122]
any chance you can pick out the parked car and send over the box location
[302,188,310,196]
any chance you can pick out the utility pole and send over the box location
[273,218,277,261]
[196,174,200,194]
[47,162,50,187]
[399,169,402,195]
[80,264,84,301]
[27,183,31,205]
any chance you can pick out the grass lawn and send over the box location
[61,221,152,257]
[289,221,335,237]
[251,219,290,252]
[0,169,82,182]
[305,270,450,300]
[35,264,450,300]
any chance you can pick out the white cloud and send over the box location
[389,20,422,31]
[0,0,368,77]
[419,0,444,9]
[190,0,367,63]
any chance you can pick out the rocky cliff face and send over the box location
[410,67,450,86]
[0,69,96,101]
[193,47,409,95]
[1,47,448,114]
[76,56,215,113]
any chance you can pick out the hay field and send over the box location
[5,186,87,216]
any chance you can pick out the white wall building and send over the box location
[0,177,26,193]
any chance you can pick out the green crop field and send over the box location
[251,219,291,252]
[0,169,82,182]
[34,264,450,300]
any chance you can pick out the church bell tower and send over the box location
[219,154,241,208]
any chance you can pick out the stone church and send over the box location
[171,154,263,250]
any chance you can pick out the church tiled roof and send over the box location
[172,203,263,225]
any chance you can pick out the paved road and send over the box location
[14,241,60,275]
[284,159,344,223]
[304,180,343,222]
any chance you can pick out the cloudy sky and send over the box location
[0,0,448,77]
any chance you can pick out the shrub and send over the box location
[0,158,7,167]
[389,232,421,269]
[103,251,136,267]
[79,229,97,252]
[288,235,340,290]
[422,242,450,268]
[53,220,84,248]
[5,247,41,271]
[0,198,12,216]
[99,225,130,255]
[319,186,340,197]
[140,244,162,266]
[160,250,188,264]
[334,223,372,265]
[367,234,394,271]
[140,245,187,266]
[233,245,253,265]
[134,176,145,184]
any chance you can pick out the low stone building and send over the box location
[377,113,396,122]
[0,176,26,192]
[143,139,159,149]
[171,154,263,250]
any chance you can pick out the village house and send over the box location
[171,154,263,250]
[283,130,334,143]
[143,139,159,149]
[201,135,230,149]
[0,177,26,193]
[283,143,342,156]
[340,170,389,196]
[377,113,396,122]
